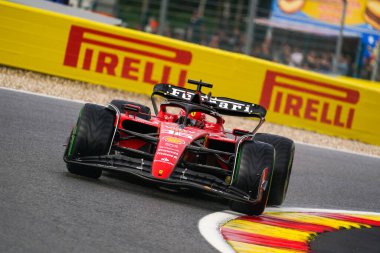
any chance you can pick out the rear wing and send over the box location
[151,83,267,119]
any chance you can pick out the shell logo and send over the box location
[163,136,185,145]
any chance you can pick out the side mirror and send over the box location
[124,104,140,113]
[232,128,251,136]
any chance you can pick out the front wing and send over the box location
[64,154,268,205]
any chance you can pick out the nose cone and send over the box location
[151,123,206,179]
[152,135,187,179]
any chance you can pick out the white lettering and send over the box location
[157,148,178,155]
[182,92,192,100]
[171,88,181,97]
[161,129,193,139]
[165,143,179,149]
[171,88,193,101]
[219,102,229,109]
[207,97,217,104]
[154,159,174,165]
[231,104,242,111]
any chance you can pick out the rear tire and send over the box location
[229,140,275,215]
[255,133,295,206]
[110,100,151,120]
[65,103,115,179]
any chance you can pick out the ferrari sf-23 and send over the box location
[64,79,294,215]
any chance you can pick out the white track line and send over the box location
[198,211,238,253]
[266,207,380,216]
[1,87,379,159]
[198,207,380,253]
[0,87,86,104]
[295,141,380,159]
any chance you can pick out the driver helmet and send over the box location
[178,110,205,128]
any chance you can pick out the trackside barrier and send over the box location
[1,1,380,146]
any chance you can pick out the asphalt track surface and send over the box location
[1,88,380,253]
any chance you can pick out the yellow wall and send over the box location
[1,1,380,145]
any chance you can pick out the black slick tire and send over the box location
[229,140,275,216]
[110,100,151,120]
[65,103,115,179]
[255,133,295,206]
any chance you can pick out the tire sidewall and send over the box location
[255,133,295,206]
[65,104,115,178]
[230,140,275,215]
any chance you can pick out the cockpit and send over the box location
[157,101,224,132]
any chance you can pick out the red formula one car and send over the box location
[64,80,295,215]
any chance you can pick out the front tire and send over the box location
[229,140,275,215]
[65,103,115,179]
[255,133,295,206]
